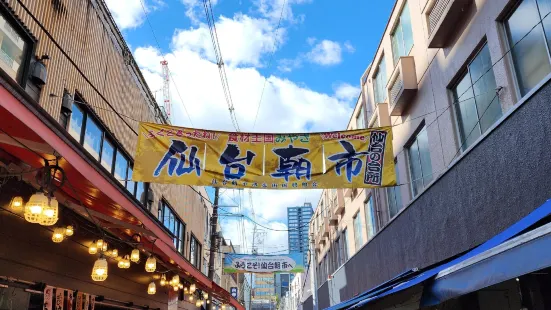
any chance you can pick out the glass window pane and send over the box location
[471,45,502,133]
[454,74,480,148]
[101,139,114,172]
[0,14,27,81]
[364,197,376,238]
[391,26,403,65]
[69,104,84,141]
[136,182,145,205]
[114,152,128,185]
[126,167,135,195]
[401,2,414,54]
[417,129,433,187]
[506,0,551,96]
[408,140,423,196]
[353,214,363,250]
[83,116,102,160]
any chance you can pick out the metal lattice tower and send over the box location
[160,60,171,122]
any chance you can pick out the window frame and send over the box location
[159,198,187,256]
[386,158,403,220]
[364,195,377,239]
[190,234,202,269]
[390,1,414,66]
[352,212,364,251]
[372,56,388,104]
[405,123,433,197]
[0,2,35,86]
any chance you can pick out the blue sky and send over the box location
[105,0,395,252]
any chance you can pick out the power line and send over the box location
[252,0,288,130]
[138,0,195,127]
[201,0,240,132]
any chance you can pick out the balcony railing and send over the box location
[387,56,417,116]
[426,0,474,48]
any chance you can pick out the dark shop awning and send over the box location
[330,199,551,310]
[421,212,551,306]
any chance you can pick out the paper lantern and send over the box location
[65,225,74,236]
[160,274,167,286]
[190,283,196,293]
[24,192,48,223]
[89,242,98,255]
[91,258,108,281]
[148,282,156,295]
[131,249,140,263]
[172,275,180,286]
[39,197,59,226]
[52,227,65,243]
[145,256,156,272]
[196,300,202,307]
[10,196,23,210]
[203,292,208,299]
[173,285,179,292]
[207,300,210,305]
[110,248,118,258]
[188,295,194,302]
[96,239,104,249]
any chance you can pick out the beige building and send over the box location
[311,0,551,304]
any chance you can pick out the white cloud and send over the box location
[253,0,312,23]
[172,14,285,67]
[180,0,219,25]
[334,83,360,102]
[306,39,353,66]
[105,0,164,30]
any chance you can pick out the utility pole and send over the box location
[207,187,220,310]
[310,233,318,310]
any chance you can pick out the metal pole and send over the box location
[310,233,318,310]
[208,187,220,310]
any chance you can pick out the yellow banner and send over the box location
[133,122,396,189]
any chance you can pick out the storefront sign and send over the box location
[84,293,89,310]
[76,292,83,310]
[224,253,304,273]
[230,287,238,298]
[90,295,96,310]
[55,288,64,310]
[67,290,74,310]
[134,123,396,189]
[43,286,53,310]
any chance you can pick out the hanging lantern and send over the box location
[89,241,98,255]
[190,283,196,293]
[173,285,179,292]
[96,239,104,249]
[24,192,48,223]
[130,248,140,263]
[65,225,74,236]
[145,256,156,272]
[195,300,202,307]
[91,257,108,281]
[203,292,208,299]
[188,295,194,302]
[39,196,59,226]
[160,274,167,286]
[207,300,210,305]
[172,275,180,286]
[184,287,188,293]
[51,227,65,243]
[10,196,23,210]
[148,282,156,295]
[110,248,118,258]
[222,304,226,310]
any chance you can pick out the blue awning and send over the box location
[327,199,551,310]
[421,216,551,306]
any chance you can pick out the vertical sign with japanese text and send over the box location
[133,123,396,189]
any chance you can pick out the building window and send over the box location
[364,196,377,239]
[352,213,364,251]
[341,228,349,262]
[505,0,551,96]
[83,115,102,160]
[68,104,84,142]
[391,1,414,65]
[114,151,128,185]
[100,138,115,173]
[190,236,201,268]
[373,57,388,104]
[407,127,432,197]
[452,43,502,150]
[387,159,403,219]
[0,10,30,83]
[66,99,148,204]
[159,199,186,255]
[356,106,365,129]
